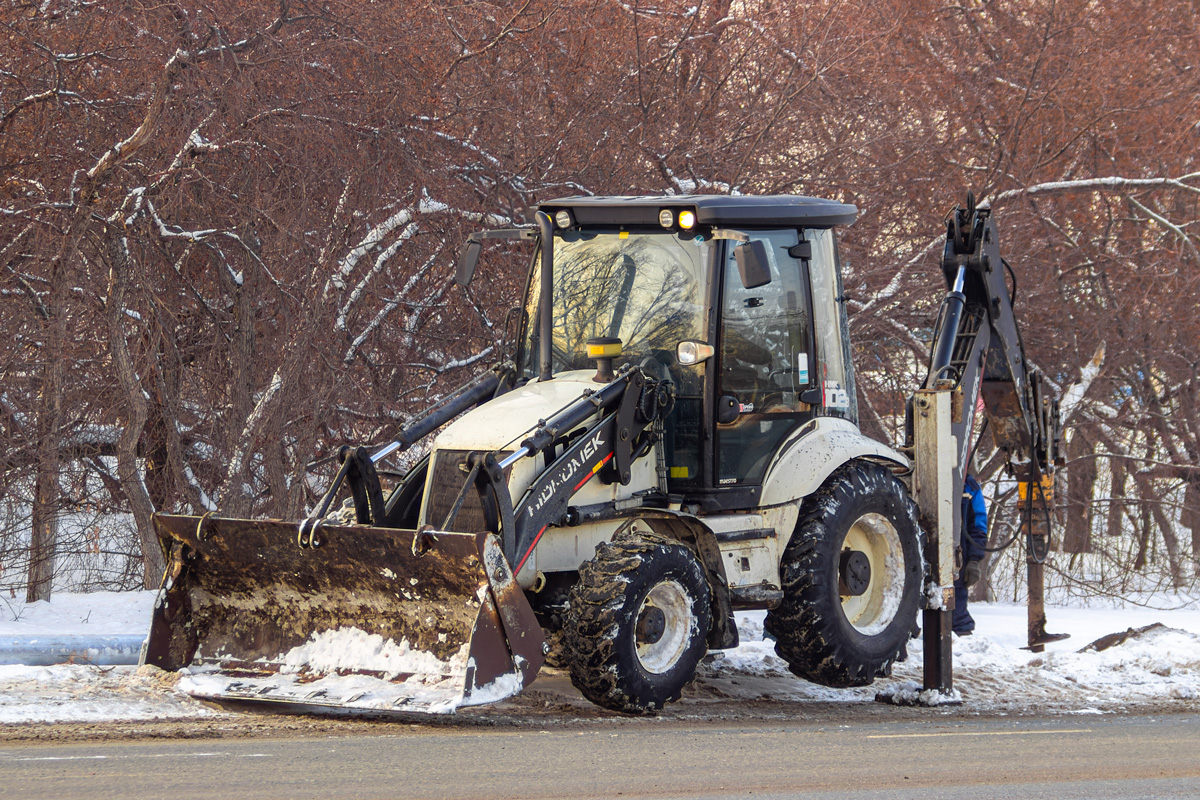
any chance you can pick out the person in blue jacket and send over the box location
[954,474,989,635]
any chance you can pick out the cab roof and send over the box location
[539,194,857,228]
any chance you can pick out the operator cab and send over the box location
[466,195,860,512]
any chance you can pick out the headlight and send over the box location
[554,210,572,229]
[658,209,675,228]
[677,210,697,230]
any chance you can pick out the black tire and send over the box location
[563,530,712,714]
[764,460,923,687]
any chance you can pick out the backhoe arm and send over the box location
[932,194,1059,484]
[911,194,1063,695]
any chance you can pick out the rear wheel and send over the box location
[563,530,711,714]
[765,460,923,687]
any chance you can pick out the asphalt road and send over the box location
[2,713,1198,799]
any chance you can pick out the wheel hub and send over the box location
[838,512,905,636]
[634,580,693,674]
[839,549,871,596]
[636,606,667,645]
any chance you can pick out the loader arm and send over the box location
[440,364,674,571]
[510,367,671,572]
[303,361,516,533]
[911,193,1063,694]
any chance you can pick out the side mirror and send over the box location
[735,240,772,289]
[676,340,715,366]
[455,239,482,286]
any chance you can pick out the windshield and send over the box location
[521,231,711,393]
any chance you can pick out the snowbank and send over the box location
[1,592,1199,724]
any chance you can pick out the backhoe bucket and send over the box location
[142,514,545,715]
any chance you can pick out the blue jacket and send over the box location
[961,475,988,562]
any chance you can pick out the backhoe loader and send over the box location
[143,193,1060,714]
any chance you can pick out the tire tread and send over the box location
[563,531,710,714]
[765,461,923,688]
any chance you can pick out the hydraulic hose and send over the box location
[928,265,967,385]
[536,211,554,382]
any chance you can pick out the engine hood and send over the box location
[433,370,602,454]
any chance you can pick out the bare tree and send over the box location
[1,0,1197,600]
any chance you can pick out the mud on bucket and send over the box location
[142,514,545,714]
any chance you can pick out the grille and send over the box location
[424,449,511,533]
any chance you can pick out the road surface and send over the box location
[2,712,1198,799]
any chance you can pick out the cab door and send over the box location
[716,230,817,486]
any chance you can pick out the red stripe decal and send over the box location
[574,452,614,492]
[518,452,616,574]
[515,525,549,574]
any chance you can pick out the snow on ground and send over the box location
[1,591,1200,724]
[0,663,222,724]
[713,603,1200,712]
[0,591,222,724]
[0,590,156,636]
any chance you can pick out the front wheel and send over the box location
[765,460,923,687]
[563,530,712,714]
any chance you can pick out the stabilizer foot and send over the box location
[1022,631,1071,651]
[875,682,963,707]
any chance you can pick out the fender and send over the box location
[760,417,909,507]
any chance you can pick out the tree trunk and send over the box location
[26,460,59,603]
[1184,479,1200,577]
[25,206,84,602]
[220,271,258,518]
[1135,474,1185,588]
[1107,456,1128,538]
[105,232,165,587]
[1063,430,1096,553]
[1133,497,1153,571]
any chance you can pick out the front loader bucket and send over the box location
[142,514,545,715]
